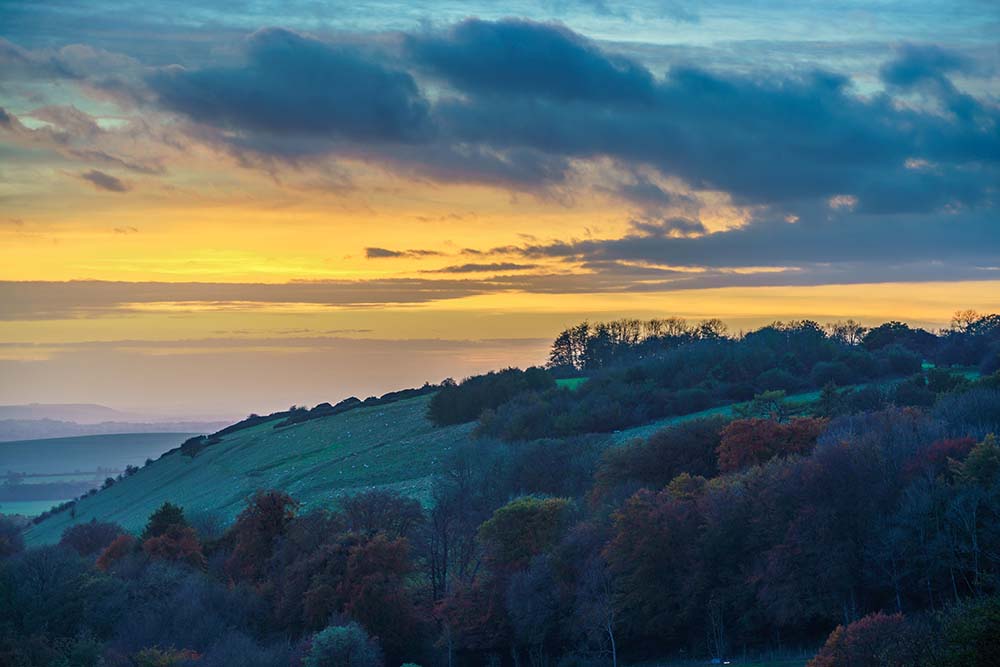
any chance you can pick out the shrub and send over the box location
[304,622,383,667]
[807,612,928,667]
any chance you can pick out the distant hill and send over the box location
[0,432,197,476]
[24,394,473,545]
[0,403,129,423]
[0,419,229,442]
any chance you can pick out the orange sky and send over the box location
[2,6,997,414]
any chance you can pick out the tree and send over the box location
[141,502,187,541]
[505,556,561,665]
[60,520,125,556]
[96,534,135,571]
[339,534,423,661]
[341,489,423,538]
[143,524,206,569]
[575,556,618,667]
[828,319,868,346]
[807,612,929,667]
[604,489,701,644]
[594,417,724,500]
[734,390,789,420]
[304,622,383,667]
[225,490,298,581]
[478,496,571,571]
[717,417,827,472]
[951,310,981,333]
[0,515,24,558]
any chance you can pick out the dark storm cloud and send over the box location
[406,18,656,103]
[435,63,998,209]
[149,27,431,145]
[130,20,998,215]
[512,210,1000,268]
[78,169,129,192]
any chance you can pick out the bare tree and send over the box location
[576,556,618,667]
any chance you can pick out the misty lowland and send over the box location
[3,315,1000,666]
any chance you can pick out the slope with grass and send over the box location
[609,389,827,444]
[24,394,473,545]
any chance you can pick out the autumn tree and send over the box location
[96,534,135,571]
[717,417,827,472]
[225,490,299,581]
[339,534,423,661]
[143,524,206,569]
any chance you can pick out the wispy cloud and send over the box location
[78,169,129,192]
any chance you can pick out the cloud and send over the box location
[406,18,656,103]
[512,209,999,268]
[106,20,995,215]
[0,106,168,175]
[435,60,998,210]
[880,44,973,88]
[423,262,538,273]
[78,169,129,192]
[365,247,442,259]
[630,217,707,237]
[149,27,431,150]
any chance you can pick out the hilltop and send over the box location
[23,394,472,545]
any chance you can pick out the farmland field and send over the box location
[25,394,473,545]
[0,499,72,517]
[0,432,196,475]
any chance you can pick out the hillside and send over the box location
[24,394,473,545]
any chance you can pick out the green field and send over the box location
[25,395,473,545]
[0,432,196,476]
[555,376,588,390]
[609,388,829,444]
[0,499,72,517]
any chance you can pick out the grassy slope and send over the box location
[25,395,472,545]
[0,432,196,475]
[609,389,825,444]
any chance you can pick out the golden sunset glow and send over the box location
[2,1,997,414]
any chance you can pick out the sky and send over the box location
[0,0,998,417]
